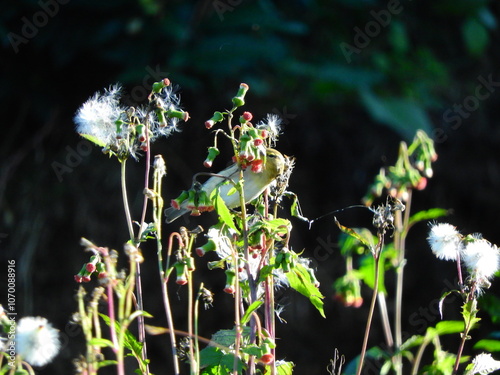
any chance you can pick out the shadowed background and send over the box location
[2,0,500,373]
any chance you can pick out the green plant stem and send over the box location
[356,235,384,375]
[393,190,412,375]
[120,160,135,241]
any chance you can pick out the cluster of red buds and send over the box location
[333,272,363,308]
[74,255,106,283]
[170,183,215,216]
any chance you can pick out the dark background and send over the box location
[2,0,500,374]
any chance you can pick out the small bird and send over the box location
[165,148,285,223]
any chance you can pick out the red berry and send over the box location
[98,272,107,279]
[260,354,274,365]
[205,120,214,129]
[260,129,269,138]
[242,111,253,121]
[74,275,83,283]
[203,160,213,168]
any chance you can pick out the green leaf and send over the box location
[89,338,115,348]
[408,208,449,228]
[462,299,481,330]
[286,263,325,317]
[435,320,465,335]
[199,346,243,374]
[462,17,489,57]
[264,361,295,375]
[241,301,264,325]
[211,188,237,231]
[334,218,373,251]
[360,90,433,141]
[96,360,118,369]
[284,191,310,222]
[79,133,106,147]
[474,339,500,352]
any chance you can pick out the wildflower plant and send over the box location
[71,79,321,375]
[0,306,60,374]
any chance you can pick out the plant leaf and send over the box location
[241,301,264,325]
[474,339,500,352]
[408,208,449,228]
[211,188,237,231]
[286,263,325,317]
[334,218,373,251]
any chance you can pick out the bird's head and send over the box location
[265,148,285,180]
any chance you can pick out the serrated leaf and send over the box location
[241,301,264,325]
[286,263,325,317]
[463,300,481,330]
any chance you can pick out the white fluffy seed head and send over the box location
[465,353,500,375]
[16,316,60,366]
[427,223,462,261]
[461,238,500,283]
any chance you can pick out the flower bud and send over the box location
[167,108,190,122]
[203,147,220,168]
[152,78,170,93]
[196,239,217,257]
[241,111,253,122]
[251,159,264,173]
[205,111,224,129]
[224,269,236,294]
[232,83,249,108]
[171,190,189,210]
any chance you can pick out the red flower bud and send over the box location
[86,263,96,273]
[74,275,83,283]
[260,354,274,365]
[253,138,264,147]
[251,159,263,173]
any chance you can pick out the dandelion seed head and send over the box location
[465,353,500,375]
[16,316,60,366]
[427,223,462,261]
[257,114,282,146]
[461,238,499,283]
[74,85,125,147]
